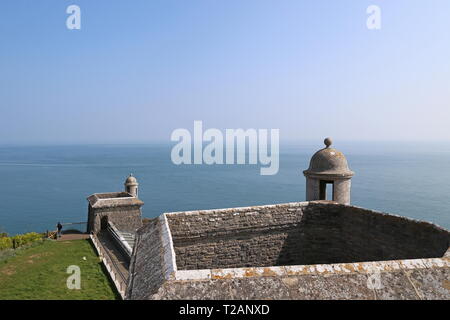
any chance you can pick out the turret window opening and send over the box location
[320,180,334,201]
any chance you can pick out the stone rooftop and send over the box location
[87,192,143,209]
[126,201,450,300]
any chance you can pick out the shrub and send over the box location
[0,232,43,251]
[0,237,13,250]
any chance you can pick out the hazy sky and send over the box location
[0,0,449,144]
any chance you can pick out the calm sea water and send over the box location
[1,142,450,235]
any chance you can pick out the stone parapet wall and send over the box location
[168,203,308,269]
[337,205,449,262]
[167,202,450,270]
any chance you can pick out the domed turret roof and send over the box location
[125,174,138,185]
[303,138,354,177]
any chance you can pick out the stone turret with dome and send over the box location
[125,174,139,197]
[303,138,354,204]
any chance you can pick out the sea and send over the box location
[1,141,450,235]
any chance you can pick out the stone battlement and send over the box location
[126,201,450,300]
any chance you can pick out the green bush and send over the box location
[0,232,43,251]
[0,237,13,250]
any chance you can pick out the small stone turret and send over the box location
[125,174,139,197]
[303,138,354,205]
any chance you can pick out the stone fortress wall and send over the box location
[89,205,142,233]
[87,192,143,234]
[167,202,450,270]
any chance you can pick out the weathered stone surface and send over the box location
[227,277,292,300]
[373,271,419,300]
[407,267,450,300]
[144,268,450,300]
[289,273,375,300]
[126,218,166,300]
[153,279,234,300]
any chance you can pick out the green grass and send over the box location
[0,239,119,300]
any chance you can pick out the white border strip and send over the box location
[159,213,178,279]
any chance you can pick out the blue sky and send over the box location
[0,0,449,144]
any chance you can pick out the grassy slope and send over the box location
[0,239,119,300]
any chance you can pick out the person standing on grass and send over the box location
[57,222,62,239]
